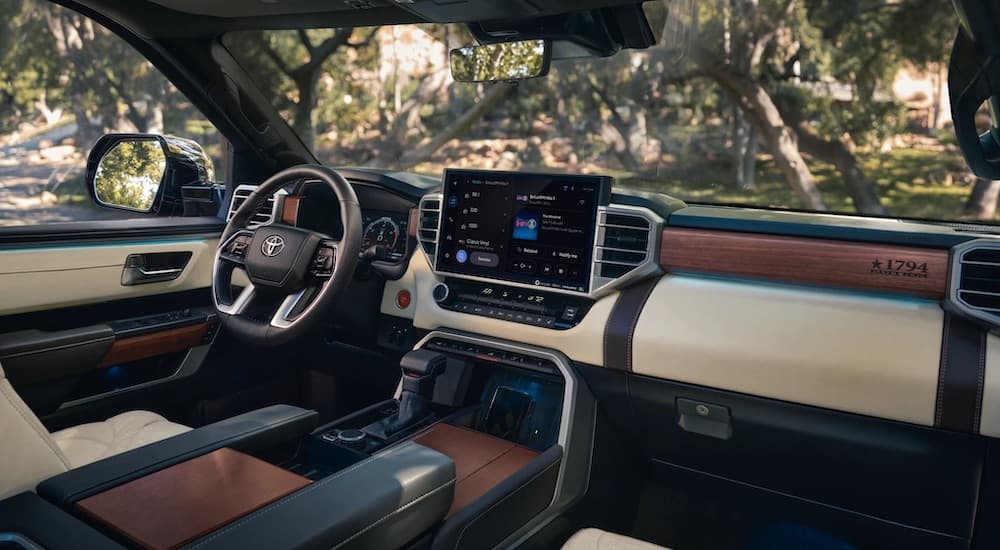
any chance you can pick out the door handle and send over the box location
[122,252,192,285]
[138,267,184,276]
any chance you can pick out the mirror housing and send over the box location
[450,39,551,82]
[85,133,215,215]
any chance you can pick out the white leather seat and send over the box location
[563,529,669,550]
[0,362,190,499]
[51,410,191,468]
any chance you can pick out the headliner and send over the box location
[70,0,645,39]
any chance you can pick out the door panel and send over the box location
[632,274,944,426]
[0,234,224,416]
[0,236,219,316]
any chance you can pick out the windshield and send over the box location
[224,1,980,222]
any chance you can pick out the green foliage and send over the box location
[94,140,166,211]
[0,0,222,165]
[450,40,547,82]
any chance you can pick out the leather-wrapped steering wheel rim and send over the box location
[212,165,362,346]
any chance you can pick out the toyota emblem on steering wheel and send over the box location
[261,235,285,257]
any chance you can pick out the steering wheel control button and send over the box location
[396,290,412,309]
[310,243,337,278]
[432,282,450,303]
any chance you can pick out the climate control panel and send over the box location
[433,278,592,329]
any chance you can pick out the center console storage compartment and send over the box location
[76,448,311,550]
[178,441,455,550]
[415,423,540,517]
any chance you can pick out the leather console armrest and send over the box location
[182,441,456,550]
[0,492,123,549]
[38,404,318,506]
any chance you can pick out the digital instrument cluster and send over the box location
[362,210,409,261]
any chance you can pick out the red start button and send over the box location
[396,290,412,309]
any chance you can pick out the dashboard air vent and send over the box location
[227,184,278,226]
[953,241,1000,323]
[595,210,653,279]
[417,194,442,263]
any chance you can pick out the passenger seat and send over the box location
[563,528,668,550]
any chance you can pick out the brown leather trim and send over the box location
[281,196,301,225]
[408,206,419,238]
[604,277,660,371]
[935,312,988,433]
[660,228,948,299]
[99,323,208,367]
[76,448,310,550]
[414,423,539,518]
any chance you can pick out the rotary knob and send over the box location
[432,282,450,303]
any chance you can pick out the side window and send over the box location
[0,0,225,227]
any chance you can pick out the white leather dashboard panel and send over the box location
[633,275,944,426]
[980,334,1000,437]
[0,236,218,316]
[389,251,616,367]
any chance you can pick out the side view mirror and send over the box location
[85,134,215,215]
[450,39,551,83]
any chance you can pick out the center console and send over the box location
[9,330,594,550]
[281,330,595,549]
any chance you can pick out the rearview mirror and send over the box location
[450,39,551,83]
[85,134,215,215]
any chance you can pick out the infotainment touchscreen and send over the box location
[435,169,612,293]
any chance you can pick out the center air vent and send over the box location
[594,209,656,280]
[952,241,1000,325]
[227,184,279,226]
[417,194,442,263]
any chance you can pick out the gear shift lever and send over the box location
[364,350,447,440]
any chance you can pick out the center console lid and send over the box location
[39,405,319,507]
[183,441,455,550]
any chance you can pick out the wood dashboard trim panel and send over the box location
[660,228,949,299]
[99,323,208,367]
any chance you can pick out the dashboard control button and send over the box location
[561,306,579,321]
[396,290,411,309]
[432,282,450,303]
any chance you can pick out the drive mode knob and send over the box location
[432,283,449,303]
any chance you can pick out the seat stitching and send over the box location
[186,443,416,549]
[330,480,455,550]
[0,382,72,470]
[452,458,560,550]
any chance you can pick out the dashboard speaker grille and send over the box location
[227,185,277,226]
[596,211,652,279]
[418,195,441,262]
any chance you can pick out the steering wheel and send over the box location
[213,165,362,346]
